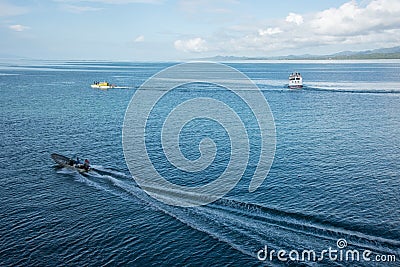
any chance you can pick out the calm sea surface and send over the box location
[0,60,399,266]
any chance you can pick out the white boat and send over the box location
[91,81,115,89]
[288,72,303,89]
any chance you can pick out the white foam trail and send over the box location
[306,82,400,93]
[69,167,400,263]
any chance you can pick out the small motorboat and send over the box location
[91,81,115,89]
[288,72,303,89]
[51,153,91,173]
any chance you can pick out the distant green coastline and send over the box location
[319,52,400,60]
[283,52,400,60]
[199,46,400,61]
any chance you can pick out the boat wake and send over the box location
[59,166,400,265]
[302,82,400,94]
[252,80,400,94]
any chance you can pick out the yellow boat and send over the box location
[91,81,115,89]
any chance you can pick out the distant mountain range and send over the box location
[1,46,400,61]
[199,46,400,61]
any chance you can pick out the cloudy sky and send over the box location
[1,0,399,60]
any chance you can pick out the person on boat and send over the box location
[83,159,90,171]
[76,157,81,165]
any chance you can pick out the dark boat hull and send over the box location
[51,153,90,172]
[288,85,303,89]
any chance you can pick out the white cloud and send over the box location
[134,35,145,42]
[55,0,162,4]
[90,0,162,3]
[286,13,303,25]
[258,27,282,36]
[181,0,400,56]
[56,0,161,13]
[56,0,160,13]
[174,37,208,53]
[310,0,400,36]
[62,4,103,13]
[9,24,30,32]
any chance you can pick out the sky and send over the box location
[0,0,399,60]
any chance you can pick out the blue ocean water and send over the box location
[0,60,399,266]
